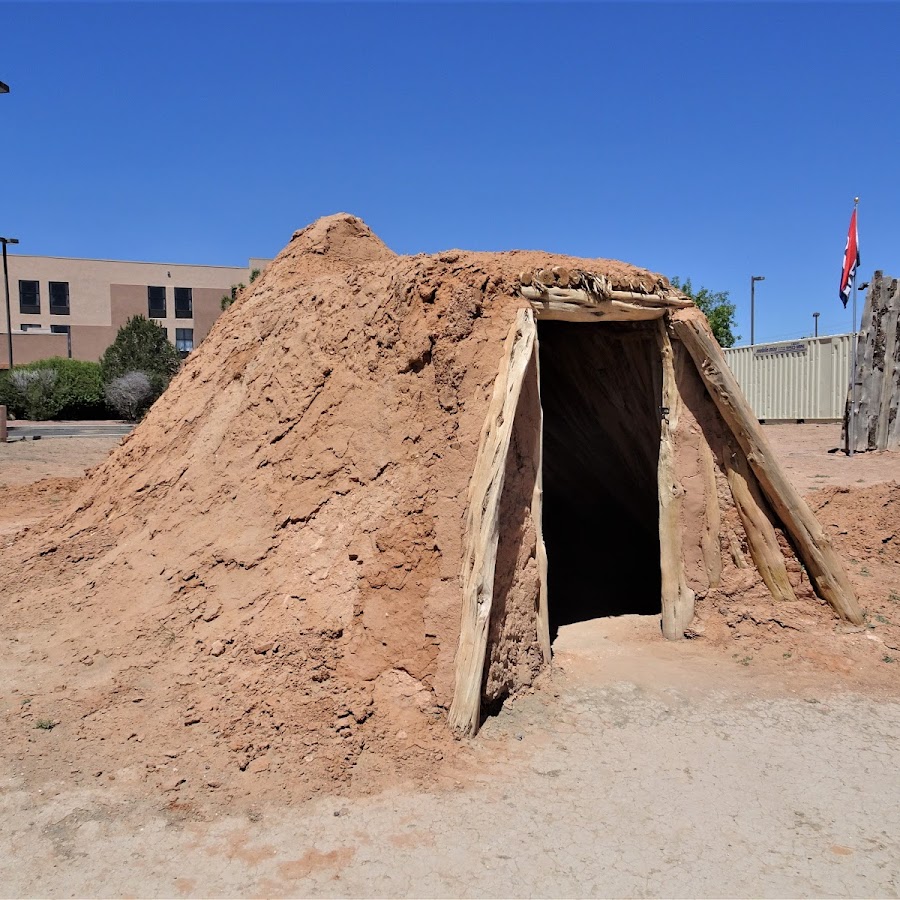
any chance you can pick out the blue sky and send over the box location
[2,1,899,344]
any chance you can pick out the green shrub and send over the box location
[11,369,59,420]
[0,369,18,416]
[0,357,107,420]
[100,316,181,402]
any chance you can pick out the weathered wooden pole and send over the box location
[672,307,864,624]
[449,309,539,736]
[656,320,695,639]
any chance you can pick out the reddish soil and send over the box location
[0,217,897,835]
[0,214,687,807]
[1,378,899,896]
[3,417,899,818]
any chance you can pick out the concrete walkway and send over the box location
[5,420,133,440]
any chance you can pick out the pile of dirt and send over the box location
[0,214,678,801]
[811,483,900,642]
[4,214,891,805]
[0,477,82,537]
[690,482,900,676]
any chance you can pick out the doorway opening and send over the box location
[537,320,663,641]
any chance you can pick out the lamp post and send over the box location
[750,275,765,346]
[1,237,19,369]
[813,312,820,338]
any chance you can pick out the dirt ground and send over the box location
[1,425,900,898]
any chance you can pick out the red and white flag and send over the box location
[840,207,860,308]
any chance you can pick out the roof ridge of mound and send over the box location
[288,213,395,265]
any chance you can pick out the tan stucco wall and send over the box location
[0,333,69,368]
[1,254,266,363]
[110,284,149,329]
[70,326,113,363]
[192,287,224,343]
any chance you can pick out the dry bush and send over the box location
[103,371,154,421]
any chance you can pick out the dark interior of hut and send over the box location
[537,320,663,641]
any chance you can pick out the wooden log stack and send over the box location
[844,271,900,452]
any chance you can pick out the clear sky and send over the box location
[2,1,899,344]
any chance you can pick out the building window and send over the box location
[20,323,41,331]
[50,324,70,334]
[148,285,166,318]
[19,280,40,314]
[175,327,194,357]
[49,281,70,315]
[174,287,192,319]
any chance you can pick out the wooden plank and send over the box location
[656,320,695,639]
[724,445,797,603]
[531,331,551,664]
[699,438,722,589]
[449,309,539,736]
[522,293,666,323]
[874,303,898,449]
[519,284,690,309]
[672,308,863,624]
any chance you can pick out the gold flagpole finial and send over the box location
[854,196,860,205]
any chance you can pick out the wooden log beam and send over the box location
[532,343,551,665]
[609,290,693,308]
[699,439,722,589]
[519,283,691,309]
[672,307,864,624]
[449,309,539,736]
[521,292,667,323]
[724,445,797,603]
[727,527,748,568]
[657,320,695,639]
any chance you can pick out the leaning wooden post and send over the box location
[698,438,722,589]
[449,309,538,736]
[656,320,695,639]
[531,341,551,666]
[672,308,864,624]
[723,445,797,604]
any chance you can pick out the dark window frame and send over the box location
[174,287,193,319]
[49,281,70,315]
[148,285,167,318]
[18,279,40,314]
[175,327,194,357]
[50,324,70,334]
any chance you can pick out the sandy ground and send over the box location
[765,422,900,494]
[1,425,900,898]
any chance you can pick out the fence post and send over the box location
[0,405,7,443]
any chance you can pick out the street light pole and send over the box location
[813,312,820,338]
[750,275,765,346]
[1,237,19,369]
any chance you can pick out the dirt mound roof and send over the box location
[1,215,684,798]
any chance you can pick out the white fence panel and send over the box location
[723,333,854,421]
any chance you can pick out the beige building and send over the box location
[1,253,270,368]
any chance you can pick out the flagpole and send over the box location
[849,196,859,458]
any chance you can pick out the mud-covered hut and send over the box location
[6,215,862,766]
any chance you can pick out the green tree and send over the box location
[100,315,181,404]
[670,277,740,348]
[221,268,261,311]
